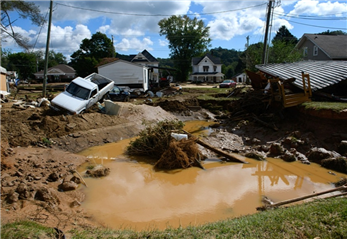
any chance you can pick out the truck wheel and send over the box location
[124,96,130,102]
[100,93,109,103]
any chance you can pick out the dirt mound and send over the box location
[1,146,95,230]
[1,101,177,152]
[155,98,199,112]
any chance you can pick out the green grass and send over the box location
[2,197,346,239]
[0,220,56,239]
[302,101,347,112]
[196,94,240,101]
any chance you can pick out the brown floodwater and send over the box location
[78,121,346,231]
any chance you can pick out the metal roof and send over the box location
[256,61,347,92]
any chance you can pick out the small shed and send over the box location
[0,66,10,97]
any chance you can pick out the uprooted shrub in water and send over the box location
[126,120,185,160]
[155,138,202,170]
[126,120,204,170]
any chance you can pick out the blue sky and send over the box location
[2,0,347,62]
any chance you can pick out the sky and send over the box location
[2,0,347,62]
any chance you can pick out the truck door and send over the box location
[86,88,98,109]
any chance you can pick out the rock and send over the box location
[16,183,33,199]
[47,172,59,182]
[321,157,347,174]
[6,192,19,203]
[281,151,297,162]
[306,147,341,163]
[35,187,60,205]
[245,151,266,161]
[86,164,110,177]
[251,138,261,144]
[70,176,81,184]
[338,140,347,156]
[58,181,78,191]
[291,149,310,164]
[70,199,81,208]
[268,143,285,156]
[2,172,11,178]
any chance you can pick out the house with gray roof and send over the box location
[296,34,347,61]
[34,64,76,82]
[190,53,224,83]
[130,49,159,82]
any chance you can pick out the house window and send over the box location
[313,46,318,56]
[203,66,209,72]
[303,47,308,57]
[214,66,217,72]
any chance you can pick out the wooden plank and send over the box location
[183,130,248,164]
[257,184,347,211]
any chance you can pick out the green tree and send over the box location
[317,30,347,35]
[31,50,67,73]
[8,52,37,80]
[269,26,301,64]
[240,42,264,72]
[159,15,211,81]
[268,40,302,64]
[272,25,298,45]
[1,1,45,50]
[70,32,115,77]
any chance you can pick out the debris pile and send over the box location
[126,120,203,170]
[155,138,202,170]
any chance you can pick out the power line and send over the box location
[285,18,347,30]
[273,12,347,21]
[55,2,267,17]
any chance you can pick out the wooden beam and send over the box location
[183,130,248,164]
[257,184,347,211]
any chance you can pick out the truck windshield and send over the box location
[66,82,91,100]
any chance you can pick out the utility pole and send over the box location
[262,0,273,65]
[112,35,115,58]
[43,0,53,98]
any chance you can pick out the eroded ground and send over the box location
[1,91,347,234]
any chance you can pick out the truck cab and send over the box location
[50,73,114,114]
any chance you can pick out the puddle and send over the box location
[78,121,346,231]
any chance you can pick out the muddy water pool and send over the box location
[78,121,346,231]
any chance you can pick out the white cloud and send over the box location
[115,37,153,52]
[159,39,168,47]
[4,0,346,60]
[289,0,347,16]
[97,25,110,34]
[30,24,91,60]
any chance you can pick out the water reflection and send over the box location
[78,121,346,231]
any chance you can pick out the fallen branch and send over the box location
[183,130,248,164]
[257,184,347,211]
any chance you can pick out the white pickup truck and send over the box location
[50,73,114,114]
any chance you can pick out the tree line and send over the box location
[1,1,346,82]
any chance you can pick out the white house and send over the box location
[190,53,224,83]
[232,73,248,84]
[98,59,150,92]
[130,49,159,82]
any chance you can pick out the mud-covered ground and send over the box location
[1,90,347,234]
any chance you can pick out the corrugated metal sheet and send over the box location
[256,61,347,92]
